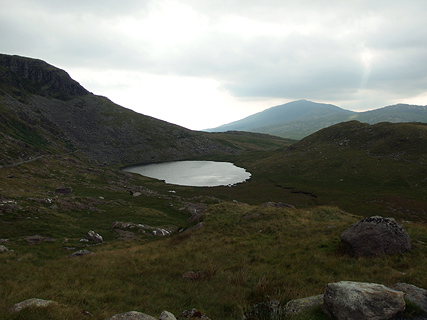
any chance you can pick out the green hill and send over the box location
[248,120,427,220]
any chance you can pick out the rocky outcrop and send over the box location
[340,216,411,257]
[12,298,58,312]
[0,54,89,98]
[322,281,405,320]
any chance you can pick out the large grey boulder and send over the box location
[322,281,405,320]
[340,216,411,257]
[13,298,58,312]
[105,311,156,320]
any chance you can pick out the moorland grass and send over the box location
[1,201,427,320]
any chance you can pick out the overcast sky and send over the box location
[2,0,427,130]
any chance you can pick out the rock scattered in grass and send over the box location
[68,249,94,258]
[12,298,58,312]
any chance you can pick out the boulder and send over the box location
[392,283,427,313]
[159,310,177,320]
[12,298,58,312]
[340,216,411,257]
[285,294,323,314]
[322,281,405,320]
[105,311,156,320]
[86,230,103,243]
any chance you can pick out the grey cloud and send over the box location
[2,0,426,110]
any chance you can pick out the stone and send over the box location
[322,281,405,320]
[86,230,103,243]
[26,235,56,244]
[0,244,9,252]
[69,249,94,258]
[159,310,177,320]
[340,216,411,257]
[392,283,427,313]
[105,311,156,320]
[12,298,58,312]
[285,294,323,314]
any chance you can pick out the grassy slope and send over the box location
[247,121,427,221]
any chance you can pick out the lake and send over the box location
[122,160,251,187]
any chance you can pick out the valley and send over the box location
[1,54,427,319]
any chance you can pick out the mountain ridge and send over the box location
[206,100,427,139]
[0,54,291,167]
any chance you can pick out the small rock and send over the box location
[12,298,58,312]
[69,249,94,258]
[104,311,156,320]
[0,245,10,252]
[86,230,103,243]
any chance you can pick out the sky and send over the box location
[1,0,427,130]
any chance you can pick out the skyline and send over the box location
[1,0,427,130]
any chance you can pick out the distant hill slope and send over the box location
[252,120,427,219]
[206,100,427,139]
[0,54,291,167]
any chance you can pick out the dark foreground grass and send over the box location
[1,202,427,320]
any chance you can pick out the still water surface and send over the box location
[123,160,251,187]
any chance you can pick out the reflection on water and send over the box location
[122,160,251,187]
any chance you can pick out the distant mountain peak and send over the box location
[206,100,427,140]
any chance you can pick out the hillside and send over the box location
[248,120,427,221]
[0,54,291,167]
[206,100,427,139]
